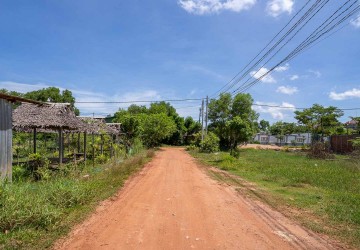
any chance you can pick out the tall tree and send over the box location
[294,104,344,137]
[208,93,258,150]
[259,119,270,132]
[183,116,201,145]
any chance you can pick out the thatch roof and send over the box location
[13,103,82,131]
[80,117,120,135]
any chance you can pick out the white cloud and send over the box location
[0,81,49,93]
[308,69,321,78]
[276,85,298,95]
[329,88,360,100]
[178,0,257,15]
[183,64,225,79]
[0,81,162,116]
[250,67,276,83]
[351,15,360,28]
[253,101,295,120]
[274,63,289,72]
[289,74,299,81]
[266,0,294,17]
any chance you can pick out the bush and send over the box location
[186,145,198,151]
[230,148,240,158]
[252,140,260,144]
[199,132,220,153]
[307,142,334,159]
[95,154,108,164]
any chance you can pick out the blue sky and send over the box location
[0,0,359,122]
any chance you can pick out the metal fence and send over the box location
[330,134,359,154]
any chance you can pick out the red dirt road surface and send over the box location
[56,148,336,250]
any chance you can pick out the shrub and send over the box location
[230,148,240,158]
[252,140,260,144]
[307,142,334,159]
[95,154,108,164]
[199,132,220,153]
[186,145,198,151]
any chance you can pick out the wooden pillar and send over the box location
[59,128,63,165]
[83,132,87,161]
[100,134,104,155]
[33,128,37,154]
[0,99,13,182]
[77,133,81,153]
[92,133,95,167]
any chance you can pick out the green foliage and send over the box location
[186,145,198,151]
[0,150,153,249]
[1,87,80,115]
[95,154,108,164]
[192,149,360,248]
[269,121,308,135]
[199,132,220,153]
[140,113,177,147]
[208,93,258,150]
[114,103,179,148]
[294,104,344,137]
[259,119,270,132]
[351,137,360,149]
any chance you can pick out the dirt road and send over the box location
[56,148,335,250]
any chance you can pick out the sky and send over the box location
[0,0,359,123]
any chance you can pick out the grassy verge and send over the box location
[190,148,360,249]
[0,149,155,250]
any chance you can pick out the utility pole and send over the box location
[199,107,202,123]
[201,99,204,142]
[205,96,209,135]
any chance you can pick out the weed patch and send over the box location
[0,150,154,250]
[190,149,360,248]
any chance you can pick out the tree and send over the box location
[127,104,147,114]
[113,109,143,152]
[208,93,258,150]
[1,87,80,114]
[24,87,80,115]
[259,119,270,132]
[140,113,176,147]
[294,104,344,138]
[184,117,201,145]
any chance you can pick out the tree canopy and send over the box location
[208,93,258,150]
[0,87,80,115]
[294,104,344,137]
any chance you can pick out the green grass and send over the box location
[0,149,155,250]
[191,149,360,248]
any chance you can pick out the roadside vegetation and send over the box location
[0,145,154,250]
[190,148,360,248]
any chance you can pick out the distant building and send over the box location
[344,119,359,130]
[253,132,314,146]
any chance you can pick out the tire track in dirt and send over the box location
[55,148,337,250]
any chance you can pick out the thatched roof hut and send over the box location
[13,103,82,131]
[79,117,120,135]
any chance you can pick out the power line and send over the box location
[232,0,360,95]
[75,98,203,104]
[211,0,327,97]
[209,0,314,97]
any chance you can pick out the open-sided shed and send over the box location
[12,102,83,165]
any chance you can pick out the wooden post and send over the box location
[77,133,81,153]
[0,99,13,182]
[92,133,95,167]
[83,132,87,162]
[33,128,37,154]
[59,128,63,165]
[100,134,104,155]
